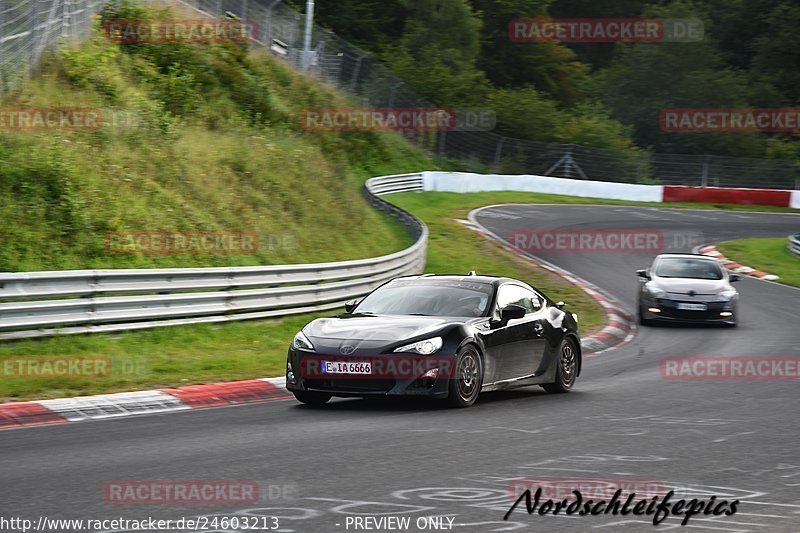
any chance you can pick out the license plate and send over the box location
[677,303,707,311]
[321,361,372,374]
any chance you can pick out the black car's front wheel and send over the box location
[447,346,483,408]
[542,338,578,393]
[293,391,332,406]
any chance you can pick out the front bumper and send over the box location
[285,348,453,398]
[641,297,736,324]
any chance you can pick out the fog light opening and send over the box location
[720,311,733,317]
[648,307,661,313]
[422,368,439,379]
[287,362,296,385]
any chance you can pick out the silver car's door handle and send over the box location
[533,323,544,335]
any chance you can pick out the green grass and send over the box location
[717,238,800,288]
[0,3,431,271]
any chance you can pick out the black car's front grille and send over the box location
[304,378,395,393]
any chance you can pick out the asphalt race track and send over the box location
[2,205,799,533]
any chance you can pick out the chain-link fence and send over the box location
[4,0,800,189]
[0,0,107,92]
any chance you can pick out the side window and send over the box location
[496,284,540,316]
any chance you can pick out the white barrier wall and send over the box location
[791,190,800,210]
[422,171,665,203]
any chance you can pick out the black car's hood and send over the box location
[304,315,472,343]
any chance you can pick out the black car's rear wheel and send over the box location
[447,346,483,408]
[542,338,578,393]
[293,391,332,406]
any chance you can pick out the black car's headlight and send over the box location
[292,331,315,351]
[394,337,443,355]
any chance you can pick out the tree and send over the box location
[382,0,490,105]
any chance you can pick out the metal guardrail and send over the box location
[0,173,427,340]
[789,234,800,258]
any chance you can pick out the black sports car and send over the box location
[637,254,740,326]
[285,273,582,407]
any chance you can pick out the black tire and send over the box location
[293,391,332,406]
[637,304,651,326]
[542,338,578,393]
[447,345,483,408]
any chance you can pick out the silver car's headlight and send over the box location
[714,290,737,302]
[292,331,315,351]
[645,284,668,298]
[394,337,443,355]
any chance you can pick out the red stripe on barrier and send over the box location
[663,186,790,207]
[0,402,67,428]
[162,379,290,409]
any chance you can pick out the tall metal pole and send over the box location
[302,0,315,70]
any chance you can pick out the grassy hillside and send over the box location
[0,3,430,272]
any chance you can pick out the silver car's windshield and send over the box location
[655,258,723,280]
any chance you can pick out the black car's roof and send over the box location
[393,274,517,286]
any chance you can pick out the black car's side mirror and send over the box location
[344,299,360,313]
[555,301,568,310]
[501,304,526,321]
[729,274,741,283]
[636,269,650,280]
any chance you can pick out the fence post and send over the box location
[62,0,70,39]
[701,155,710,187]
[350,52,367,92]
[29,1,38,72]
[388,81,403,108]
[492,138,504,172]
[437,130,447,162]
[264,0,281,49]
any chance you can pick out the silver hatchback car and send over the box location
[637,254,740,327]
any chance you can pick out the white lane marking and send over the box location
[37,390,190,421]
[713,431,754,443]
[490,426,555,434]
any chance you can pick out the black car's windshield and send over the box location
[354,280,493,317]
[655,258,723,280]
